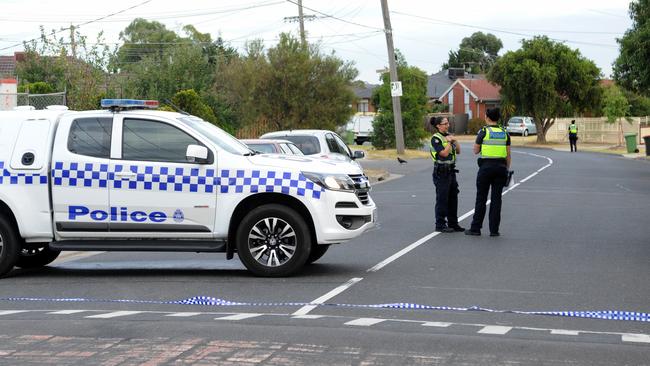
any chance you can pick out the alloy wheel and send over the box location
[247,217,297,267]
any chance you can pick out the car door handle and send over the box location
[115,171,137,179]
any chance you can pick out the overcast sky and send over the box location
[0,0,633,83]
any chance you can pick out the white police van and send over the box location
[0,100,376,277]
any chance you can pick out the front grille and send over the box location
[348,174,371,205]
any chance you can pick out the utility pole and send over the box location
[298,0,306,43]
[380,0,405,154]
[284,1,316,43]
[69,25,77,59]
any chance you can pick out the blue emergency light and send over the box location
[100,99,159,109]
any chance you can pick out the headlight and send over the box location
[303,172,355,192]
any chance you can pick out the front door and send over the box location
[107,116,217,237]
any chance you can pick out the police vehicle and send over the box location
[0,100,376,277]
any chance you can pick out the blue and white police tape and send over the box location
[1,296,648,322]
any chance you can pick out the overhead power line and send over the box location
[392,11,619,49]
[284,0,382,31]
[0,0,153,51]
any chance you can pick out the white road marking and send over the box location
[551,329,580,335]
[166,312,201,317]
[0,310,27,316]
[622,334,650,343]
[292,277,363,316]
[54,251,105,264]
[368,151,553,273]
[214,313,263,321]
[344,318,385,326]
[48,310,87,315]
[292,314,325,319]
[292,152,555,318]
[478,325,512,335]
[422,322,452,327]
[85,311,142,319]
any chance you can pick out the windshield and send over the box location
[177,116,251,155]
[247,143,276,154]
[280,136,321,155]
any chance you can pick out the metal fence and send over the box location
[0,92,66,110]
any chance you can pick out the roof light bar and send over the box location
[100,99,159,110]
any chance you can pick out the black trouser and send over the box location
[569,134,577,152]
[432,165,459,229]
[470,161,507,234]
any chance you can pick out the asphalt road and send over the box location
[0,145,649,365]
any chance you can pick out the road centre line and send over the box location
[0,310,28,316]
[293,152,554,316]
[478,325,512,335]
[292,277,364,316]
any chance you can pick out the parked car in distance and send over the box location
[260,130,365,166]
[241,139,304,155]
[506,116,537,136]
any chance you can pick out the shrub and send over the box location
[467,118,486,134]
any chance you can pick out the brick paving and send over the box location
[0,334,448,365]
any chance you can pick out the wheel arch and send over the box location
[0,199,20,237]
[227,193,316,259]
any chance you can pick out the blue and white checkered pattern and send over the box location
[1,296,648,322]
[218,169,322,199]
[51,162,323,199]
[0,161,48,185]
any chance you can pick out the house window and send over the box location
[357,100,369,113]
[448,90,454,114]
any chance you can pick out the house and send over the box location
[352,82,378,115]
[438,78,501,121]
[0,52,23,78]
[427,68,484,104]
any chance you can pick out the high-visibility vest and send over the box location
[430,132,455,164]
[569,123,577,134]
[480,126,508,158]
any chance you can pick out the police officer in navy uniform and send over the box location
[465,108,511,237]
[430,116,465,233]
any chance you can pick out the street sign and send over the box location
[390,81,402,97]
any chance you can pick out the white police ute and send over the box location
[0,99,376,277]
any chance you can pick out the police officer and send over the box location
[568,119,578,152]
[465,108,511,237]
[430,116,465,233]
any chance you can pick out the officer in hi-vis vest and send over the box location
[430,116,465,233]
[465,108,511,237]
[568,119,578,152]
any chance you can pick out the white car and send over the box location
[260,130,366,166]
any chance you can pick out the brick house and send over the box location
[352,82,378,114]
[439,78,501,121]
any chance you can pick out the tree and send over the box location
[215,33,358,132]
[372,51,428,149]
[18,26,113,110]
[602,84,632,146]
[443,32,503,74]
[488,36,601,143]
[113,19,180,70]
[613,0,650,95]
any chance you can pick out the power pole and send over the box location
[380,0,405,155]
[284,1,316,43]
[298,0,306,43]
[69,25,77,59]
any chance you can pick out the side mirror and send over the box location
[352,150,365,160]
[186,144,209,164]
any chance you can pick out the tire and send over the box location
[236,204,312,277]
[307,244,330,264]
[0,216,20,278]
[523,129,529,137]
[15,245,61,269]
